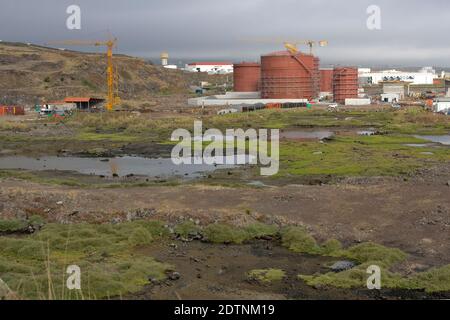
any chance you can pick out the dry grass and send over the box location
[0,119,30,132]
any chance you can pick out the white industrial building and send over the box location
[381,93,400,103]
[359,69,435,85]
[433,98,450,113]
[185,62,233,74]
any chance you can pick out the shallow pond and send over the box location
[280,130,334,140]
[0,155,252,178]
[414,135,450,146]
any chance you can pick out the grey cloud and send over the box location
[0,0,449,66]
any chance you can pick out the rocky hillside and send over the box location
[0,42,226,108]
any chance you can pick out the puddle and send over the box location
[0,155,253,178]
[280,128,379,140]
[414,135,450,146]
[404,144,433,148]
[247,180,269,188]
[280,130,334,140]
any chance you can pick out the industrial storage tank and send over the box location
[319,68,333,93]
[233,62,261,92]
[260,51,320,99]
[333,67,358,103]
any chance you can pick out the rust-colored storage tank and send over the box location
[333,67,358,103]
[319,68,333,92]
[261,51,319,99]
[233,62,261,92]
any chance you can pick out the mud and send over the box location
[128,240,450,300]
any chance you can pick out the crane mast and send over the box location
[47,38,120,111]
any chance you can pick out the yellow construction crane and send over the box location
[239,37,328,55]
[47,38,120,111]
[287,40,328,55]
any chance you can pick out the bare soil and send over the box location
[128,240,450,300]
[1,163,449,269]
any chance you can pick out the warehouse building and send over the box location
[63,97,105,110]
[433,98,450,113]
[185,62,233,74]
[380,81,410,98]
[359,69,434,85]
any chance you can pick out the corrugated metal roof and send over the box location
[64,97,103,103]
[64,97,92,102]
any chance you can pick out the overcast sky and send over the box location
[1,0,450,67]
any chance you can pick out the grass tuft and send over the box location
[248,268,285,283]
[174,221,200,238]
[281,226,321,254]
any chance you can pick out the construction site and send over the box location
[1,3,450,304]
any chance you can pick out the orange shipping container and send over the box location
[0,105,25,116]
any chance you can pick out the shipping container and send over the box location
[0,105,25,116]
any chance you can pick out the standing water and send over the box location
[0,155,253,178]
[414,135,450,146]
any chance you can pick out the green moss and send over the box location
[407,265,450,293]
[174,221,200,238]
[0,215,45,233]
[76,131,137,142]
[281,226,321,254]
[131,220,170,238]
[128,227,153,246]
[248,268,286,283]
[0,220,174,299]
[299,262,450,293]
[321,239,343,255]
[299,261,403,289]
[343,242,407,266]
[203,223,249,244]
[28,215,45,227]
[244,223,278,239]
[0,219,28,232]
[276,134,450,178]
